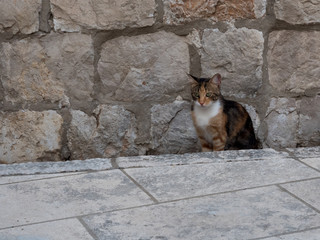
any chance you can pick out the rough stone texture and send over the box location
[68,105,140,159]
[125,157,319,201]
[98,31,190,102]
[83,186,320,239]
[281,178,320,211]
[0,170,153,229]
[263,96,320,149]
[201,27,264,98]
[297,95,320,147]
[150,100,199,154]
[268,31,320,94]
[0,0,41,34]
[274,0,320,24]
[116,148,289,168]
[0,158,112,176]
[264,228,320,240]
[263,98,299,148]
[0,219,95,240]
[51,0,156,32]
[0,33,94,106]
[163,0,266,25]
[0,111,63,164]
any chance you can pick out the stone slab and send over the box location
[0,0,41,34]
[287,147,320,158]
[82,186,320,240]
[117,148,289,168]
[0,170,153,229]
[274,0,320,24]
[124,157,320,201]
[0,218,94,240]
[281,178,320,212]
[201,27,264,98]
[0,173,79,185]
[51,0,156,32]
[268,31,320,94]
[0,158,112,176]
[300,158,320,171]
[264,228,320,240]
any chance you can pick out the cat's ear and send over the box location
[210,73,221,86]
[187,73,199,84]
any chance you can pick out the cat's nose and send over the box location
[200,102,204,106]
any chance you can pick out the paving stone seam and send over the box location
[248,226,320,240]
[0,172,88,186]
[77,217,100,240]
[283,149,320,173]
[2,180,320,231]
[120,168,159,203]
[277,184,320,214]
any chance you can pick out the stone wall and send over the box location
[0,0,319,163]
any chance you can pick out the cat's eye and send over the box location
[206,92,213,97]
[193,92,200,98]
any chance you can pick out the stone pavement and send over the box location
[0,147,319,240]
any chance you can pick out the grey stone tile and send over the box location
[0,173,80,185]
[125,158,320,201]
[0,158,112,176]
[300,157,320,171]
[82,186,320,240]
[0,218,94,240]
[287,147,320,158]
[263,227,320,240]
[281,178,320,211]
[0,170,153,229]
[117,148,289,168]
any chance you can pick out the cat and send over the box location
[189,73,259,151]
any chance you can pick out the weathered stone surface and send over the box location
[274,0,320,24]
[264,228,320,240]
[98,31,190,102]
[0,111,63,164]
[163,0,266,25]
[51,0,156,32]
[263,98,299,148]
[150,100,199,154]
[0,0,41,34]
[83,186,320,239]
[0,158,112,176]
[0,170,153,229]
[0,219,95,240]
[0,33,94,106]
[281,178,320,211]
[68,106,140,159]
[117,148,289,168]
[201,27,264,98]
[297,96,320,147]
[268,31,320,94]
[243,104,260,135]
[125,157,319,201]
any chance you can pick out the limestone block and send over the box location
[68,106,139,159]
[298,96,320,146]
[163,0,266,25]
[150,100,200,154]
[98,31,190,102]
[0,0,41,34]
[0,33,94,106]
[274,0,320,24]
[51,0,156,32]
[268,31,320,94]
[0,111,63,164]
[201,28,264,98]
[263,98,299,148]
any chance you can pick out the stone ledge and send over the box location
[1,147,319,176]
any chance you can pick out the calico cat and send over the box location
[189,73,259,151]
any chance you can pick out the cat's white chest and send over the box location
[194,101,221,128]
